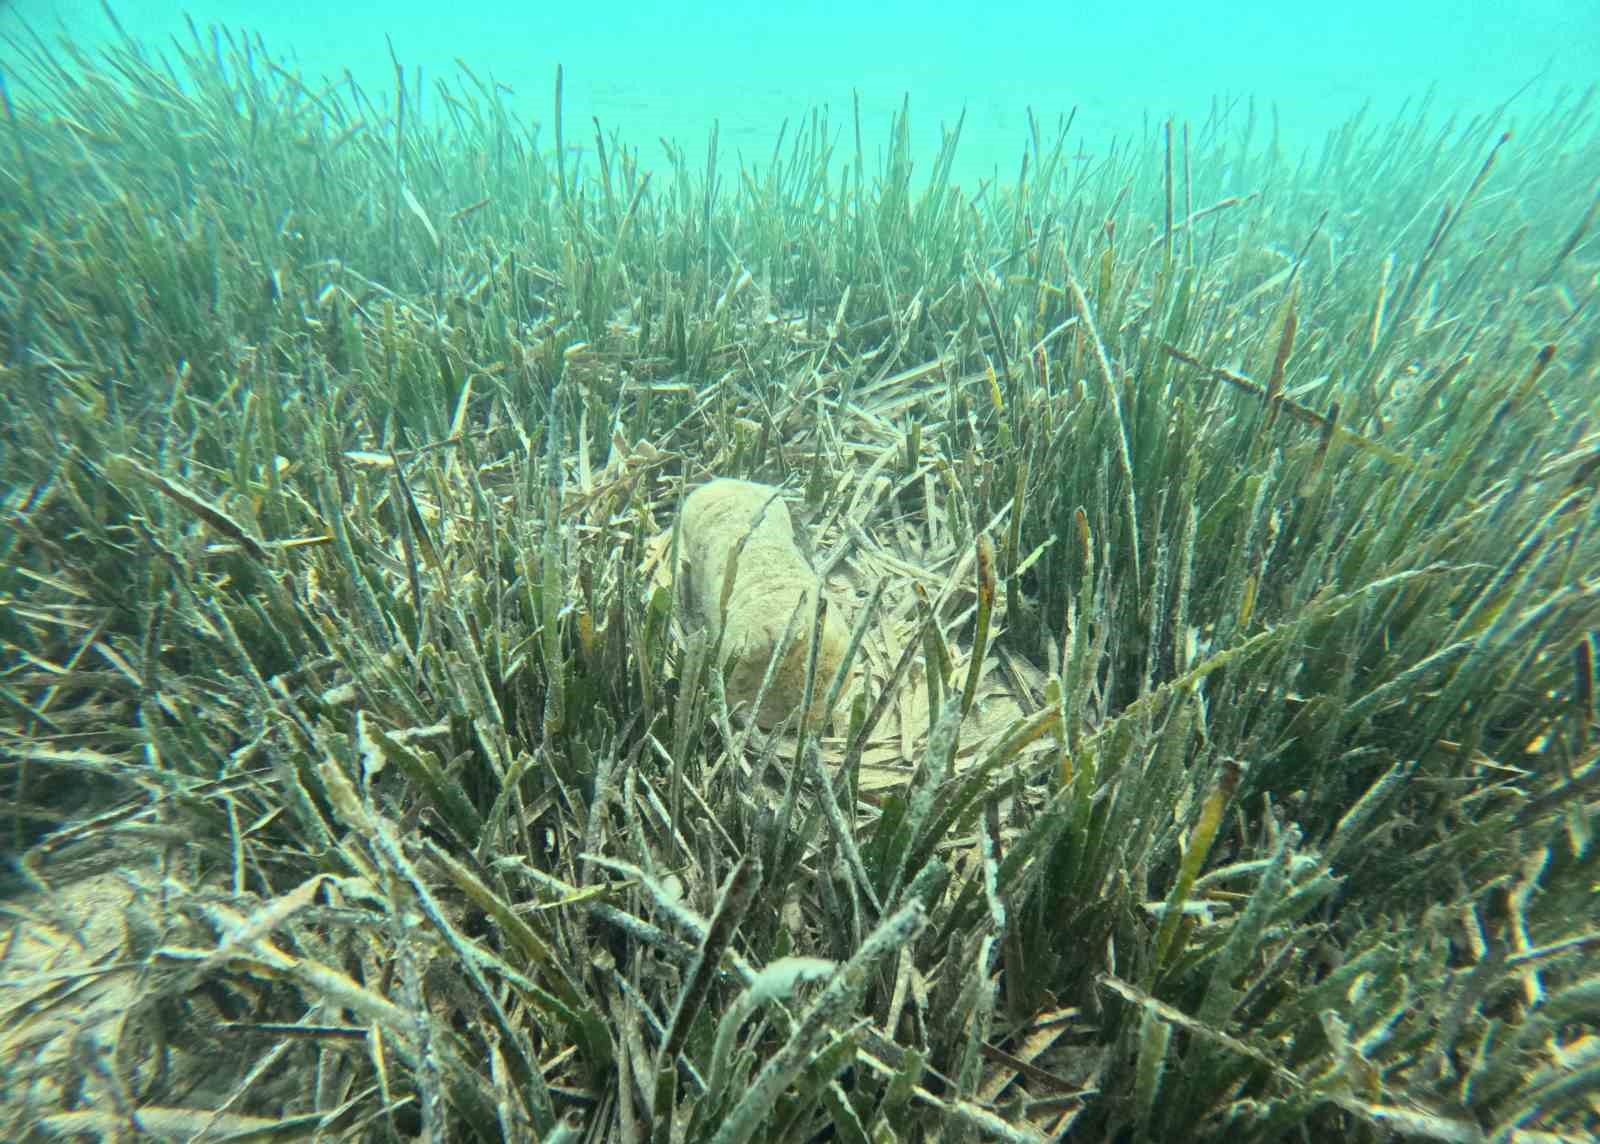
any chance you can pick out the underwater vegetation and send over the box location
[1,13,1598,1144]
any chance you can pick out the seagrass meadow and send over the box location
[2,14,1599,1144]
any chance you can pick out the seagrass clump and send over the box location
[1,16,1597,1144]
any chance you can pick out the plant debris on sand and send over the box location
[1,15,1598,1143]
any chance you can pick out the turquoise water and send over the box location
[3,1,1596,180]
